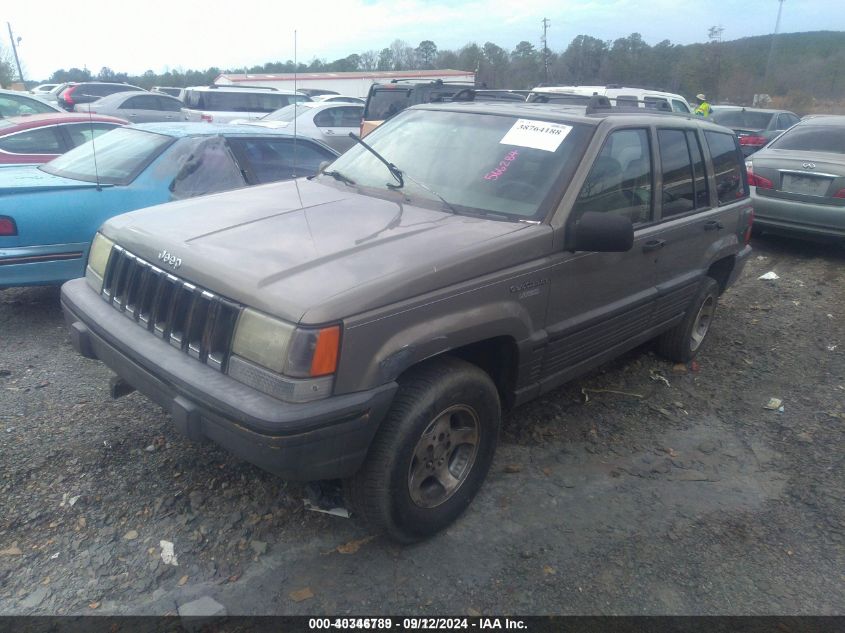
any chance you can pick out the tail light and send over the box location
[744,208,754,245]
[62,85,78,106]
[200,113,213,123]
[833,189,845,199]
[739,135,768,149]
[746,163,773,189]
[0,216,17,236]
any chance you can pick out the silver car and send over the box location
[748,115,845,239]
[231,101,363,153]
[0,88,62,117]
[78,91,188,123]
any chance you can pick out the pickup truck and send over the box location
[61,99,752,542]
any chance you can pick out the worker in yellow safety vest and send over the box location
[694,93,712,117]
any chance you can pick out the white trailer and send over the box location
[214,69,476,98]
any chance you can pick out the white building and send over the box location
[214,69,476,98]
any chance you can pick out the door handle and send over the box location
[703,220,724,231]
[324,130,335,135]
[642,239,666,253]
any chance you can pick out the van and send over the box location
[181,85,311,124]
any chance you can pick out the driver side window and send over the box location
[572,128,653,225]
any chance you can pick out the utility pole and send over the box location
[708,25,724,102]
[765,0,786,80]
[6,22,25,84]
[541,17,550,85]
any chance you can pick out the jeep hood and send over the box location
[101,178,550,324]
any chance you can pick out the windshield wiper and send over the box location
[322,169,356,186]
[347,132,403,187]
[347,132,457,214]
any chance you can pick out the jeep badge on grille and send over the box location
[158,249,182,270]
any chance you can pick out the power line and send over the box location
[766,0,786,79]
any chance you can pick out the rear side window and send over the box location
[686,131,710,208]
[64,123,118,147]
[572,128,653,224]
[0,127,63,154]
[672,100,690,113]
[122,95,161,110]
[228,137,336,183]
[658,129,695,217]
[169,136,245,199]
[365,89,411,120]
[769,125,845,153]
[644,97,669,111]
[0,95,56,116]
[158,96,184,112]
[704,131,747,204]
[313,106,363,128]
[184,91,302,113]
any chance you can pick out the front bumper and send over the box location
[61,278,397,481]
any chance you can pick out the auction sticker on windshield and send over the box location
[500,119,572,152]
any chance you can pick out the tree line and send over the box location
[6,30,844,110]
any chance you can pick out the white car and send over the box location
[181,85,311,124]
[231,101,363,153]
[529,85,692,113]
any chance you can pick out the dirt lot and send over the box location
[0,234,843,616]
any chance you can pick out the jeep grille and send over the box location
[100,245,241,372]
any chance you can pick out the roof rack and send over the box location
[387,78,475,85]
[584,95,676,115]
[449,88,529,103]
[205,84,278,91]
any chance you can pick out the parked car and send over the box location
[29,84,59,96]
[181,85,311,124]
[55,82,146,111]
[60,98,752,542]
[152,86,183,99]
[0,123,338,288]
[0,88,61,117]
[361,78,475,137]
[0,113,126,164]
[747,115,845,239]
[528,85,693,113]
[710,106,800,156]
[78,91,188,123]
[38,83,69,104]
[232,101,363,153]
[311,95,365,104]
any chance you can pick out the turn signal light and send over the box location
[310,326,341,377]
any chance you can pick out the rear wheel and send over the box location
[347,357,500,543]
[656,277,720,363]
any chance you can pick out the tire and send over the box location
[347,356,501,543]
[656,276,720,363]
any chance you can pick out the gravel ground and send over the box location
[0,234,843,615]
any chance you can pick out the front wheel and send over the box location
[347,357,500,543]
[656,276,720,363]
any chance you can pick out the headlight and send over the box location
[229,308,341,402]
[85,233,114,292]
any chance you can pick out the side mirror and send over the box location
[316,160,332,175]
[570,211,634,252]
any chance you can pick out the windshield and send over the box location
[364,89,412,120]
[40,127,173,185]
[262,104,312,122]
[768,124,845,154]
[326,109,592,219]
[711,110,774,130]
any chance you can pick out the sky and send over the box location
[4,0,843,81]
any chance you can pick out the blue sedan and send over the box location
[0,123,339,288]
